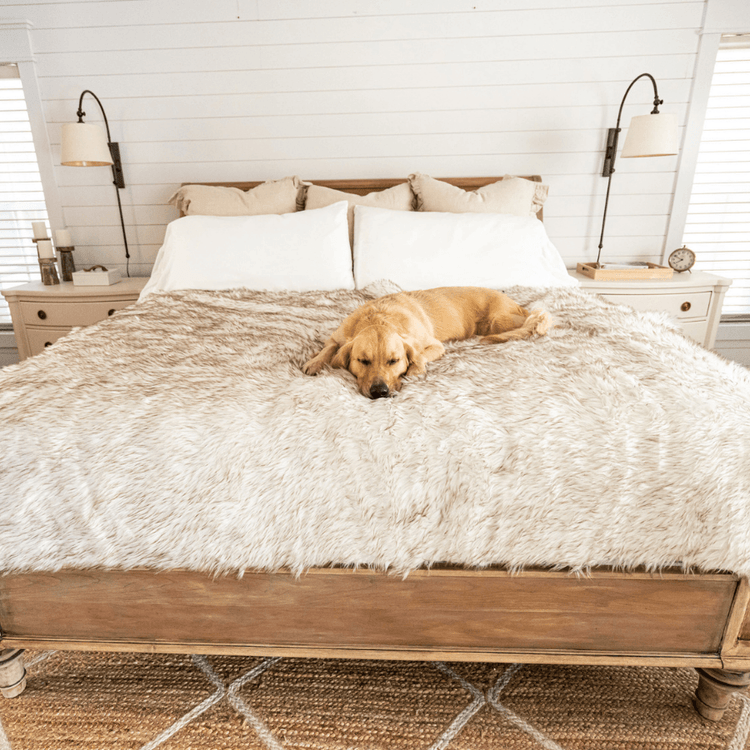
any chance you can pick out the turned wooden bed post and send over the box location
[695,669,750,720]
[694,577,750,720]
[0,648,26,698]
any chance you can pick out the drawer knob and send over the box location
[44,341,52,348]
[37,310,47,320]
[681,301,692,312]
[108,309,116,316]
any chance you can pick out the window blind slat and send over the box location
[698,141,750,152]
[0,194,48,202]
[685,198,750,206]
[702,119,750,131]
[0,163,44,172]
[703,106,750,119]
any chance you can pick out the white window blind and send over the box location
[0,64,49,325]
[683,35,750,318]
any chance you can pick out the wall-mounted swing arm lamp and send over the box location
[60,89,130,276]
[595,73,678,268]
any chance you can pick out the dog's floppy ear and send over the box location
[331,340,354,370]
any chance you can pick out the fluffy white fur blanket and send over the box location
[2,281,750,577]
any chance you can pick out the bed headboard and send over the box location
[188,176,544,221]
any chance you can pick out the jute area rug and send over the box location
[1,651,750,749]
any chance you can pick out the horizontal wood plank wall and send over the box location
[6,0,704,276]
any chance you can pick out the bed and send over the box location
[1,176,750,724]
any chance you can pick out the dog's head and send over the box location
[331,324,418,399]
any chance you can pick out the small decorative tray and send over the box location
[72,266,122,286]
[576,262,673,281]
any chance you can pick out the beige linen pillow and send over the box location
[303,182,415,245]
[169,176,304,216]
[408,174,548,216]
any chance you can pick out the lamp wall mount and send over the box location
[601,127,621,178]
[107,142,125,190]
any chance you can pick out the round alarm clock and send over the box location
[668,246,696,273]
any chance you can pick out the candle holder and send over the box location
[57,246,76,281]
[32,237,55,283]
[39,257,60,286]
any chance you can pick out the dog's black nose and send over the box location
[369,381,390,399]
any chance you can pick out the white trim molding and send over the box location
[0,19,35,63]
[0,19,65,233]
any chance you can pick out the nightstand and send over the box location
[568,270,731,349]
[2,277,148,361]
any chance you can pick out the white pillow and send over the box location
[353,205,576,290]
[140,201,354,298]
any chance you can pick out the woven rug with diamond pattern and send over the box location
[2,651,750,749]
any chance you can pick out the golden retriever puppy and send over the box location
[303,286,550,399]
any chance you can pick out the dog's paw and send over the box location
[302,358,324,376]
[405,358,426,378]
[530,309,552,336]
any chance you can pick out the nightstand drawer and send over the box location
[25,327,72,356]
[599,291,711,320]
[18,299,131,328]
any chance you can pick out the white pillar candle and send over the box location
[37,240,54,259]
[56,229,73,247]
[32,221,47,239]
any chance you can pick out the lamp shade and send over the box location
[61,122,113,166]
[621,113,678,158]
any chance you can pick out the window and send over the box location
[683,35,750,318]
[0,63,50,325]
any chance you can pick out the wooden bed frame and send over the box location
[1,177,747,723]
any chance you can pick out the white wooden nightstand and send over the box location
[568,270,731,350]
[2,277,148,361]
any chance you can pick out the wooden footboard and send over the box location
[2,566,749,719]
[0,566,741,664]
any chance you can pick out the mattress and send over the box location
[1,280,749,577]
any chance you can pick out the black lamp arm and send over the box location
[75,89,126,190]
[74,89,130,271]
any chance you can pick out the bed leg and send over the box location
[0,649,26,698]
[694,668,750,721]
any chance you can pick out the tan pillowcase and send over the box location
[408,173,548,216]
[169,176,304,216]
[303,182,415,245]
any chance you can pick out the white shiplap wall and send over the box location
[4,0,704,277]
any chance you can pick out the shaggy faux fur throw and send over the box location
[2,281,750,577]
